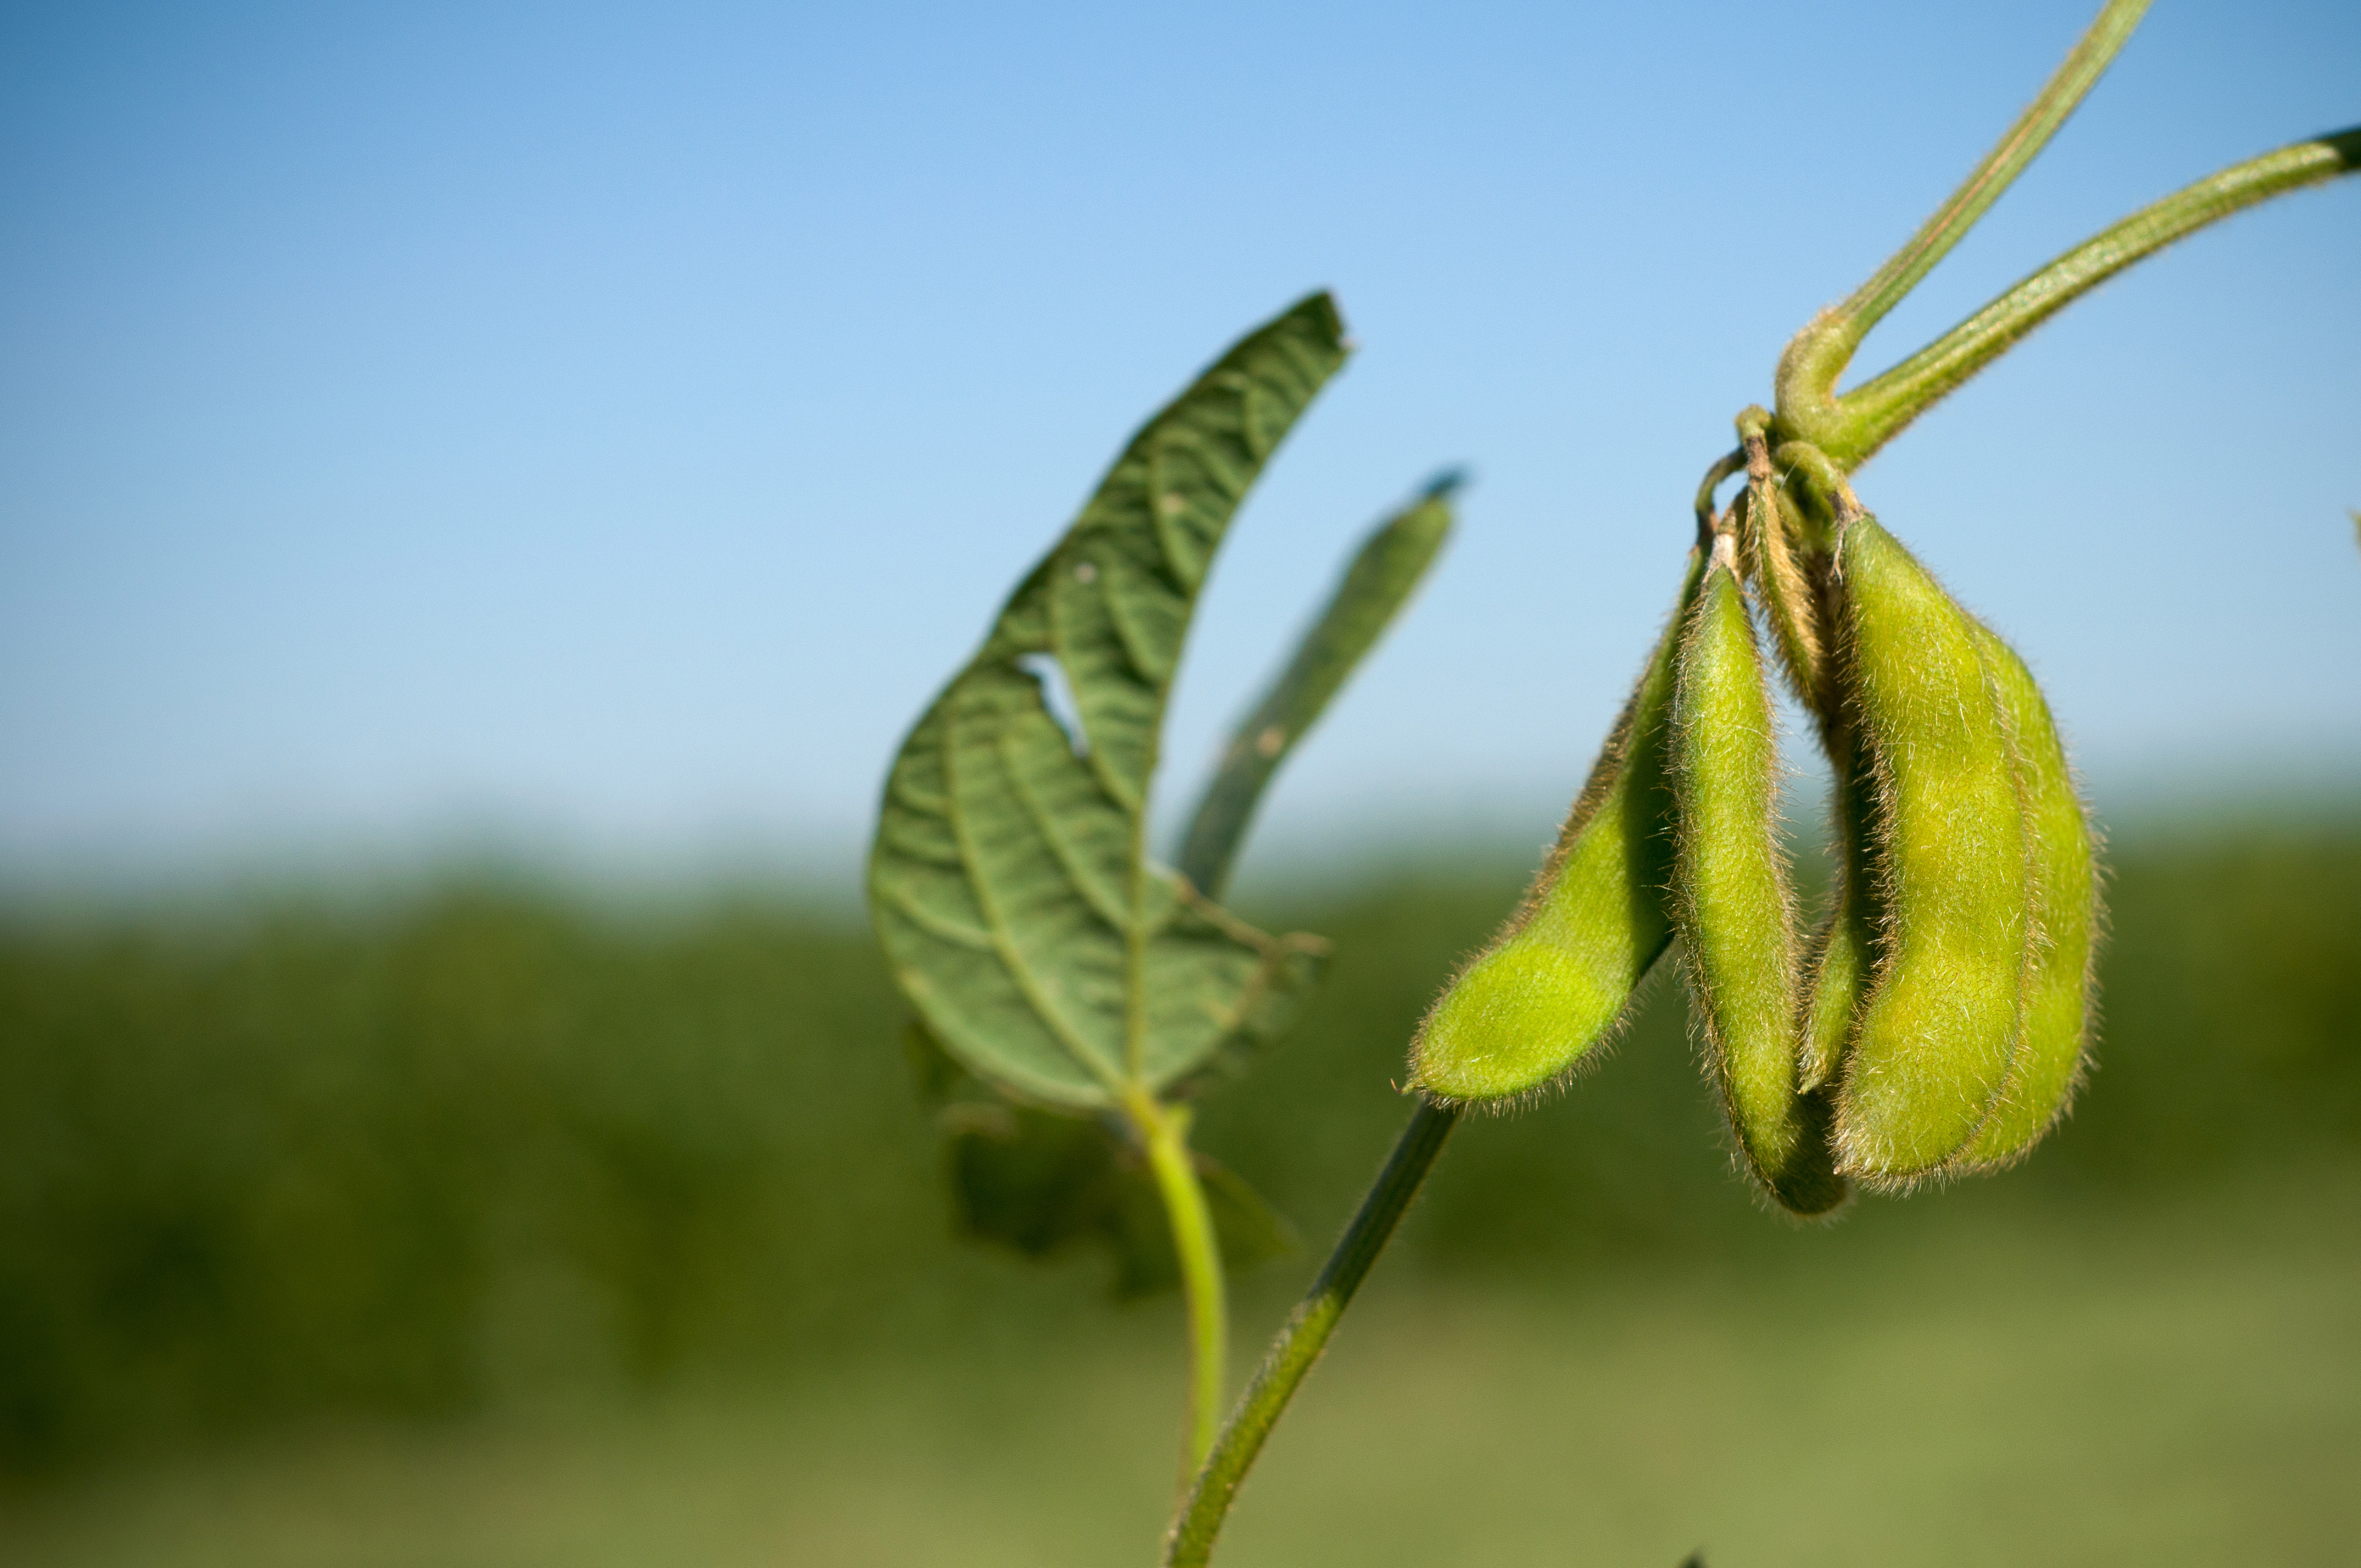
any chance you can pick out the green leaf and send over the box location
[942,1102,1123,1260]
[1176,472,1460,898]
[941,1101,1297,1299]
[869,293,1346,1109]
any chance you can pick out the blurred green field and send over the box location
[1,816,2357,1564]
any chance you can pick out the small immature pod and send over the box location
[1830,515,2031,1183]
[1956,622,2100,1169]
[1410,551,1706,1101]
[1671,534,1847,1215]
[1734,453,1829,712]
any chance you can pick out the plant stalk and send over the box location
[1824,127,2361,466]
[1141,477,1458,1495]
[1132,1096,1231,1479]
[1163,1098,1460,1567]
[1776,0,2150,448]
[1692,447,1745,541]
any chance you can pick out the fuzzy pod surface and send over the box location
[1830,516,2031,1182]
[1956,621,2100,1169]
[1409,550,1706,1102]
[1798,712,1882,1098]
[1671,537,1847,1215]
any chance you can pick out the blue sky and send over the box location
[3,1,2356,892]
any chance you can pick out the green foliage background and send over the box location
[1,815,2355,1482]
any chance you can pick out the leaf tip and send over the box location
[1290,288,1349,349]
[1421,466,1471,502]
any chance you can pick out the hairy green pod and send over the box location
[1408,551,1706,1102]
[1671,536,1847,1215]
[1734,433,1870,1102]
[1830,516,2030,1182]
[1797,712,1881,1096]
[1957,622,2100,1169]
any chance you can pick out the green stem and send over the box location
[1770,440,1853,537]
[1163,1099,1460,1567]
[1777,0,2150,447]
[1146,477,1457,1498]
[1176,476,1459,899]
[1133,1096,1230,1478]
[1692,447,1744,542]
[1824,127,2361,467]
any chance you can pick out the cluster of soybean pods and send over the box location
[1411,422,2100,1216]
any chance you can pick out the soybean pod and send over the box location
[1958,621,2100,1169]
[1798,710,1881,1097]
[1735,430,1873,1103]
[1734,441,1830,714]
[1671,533,1847,1215]
[1410,550,1706,1102]
[1829,514,2031,1183]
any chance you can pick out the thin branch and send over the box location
[1775,0,2151,444]
[1163,1099,1460,1567]
[1827,127,2361,466]
[1133,1096,1231,1480]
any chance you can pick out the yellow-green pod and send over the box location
[1409,550,1706,1102]
[1671,536,1847,1216]
[1798,712,1880,1096]
[1830,516,2031,1183]
[1956,622,2100,1169]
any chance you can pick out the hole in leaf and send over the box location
[1017,652,1089,756]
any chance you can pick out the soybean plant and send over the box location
[866,1,2356,1561]
[870,294,1459,1472]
